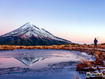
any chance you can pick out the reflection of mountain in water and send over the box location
[15,53,44,67]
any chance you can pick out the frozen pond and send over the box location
[0,49,92,79]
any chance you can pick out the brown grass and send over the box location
[80,58,92,68]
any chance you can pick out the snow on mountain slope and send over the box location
[1,22,63,41]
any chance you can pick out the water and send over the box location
[0,49,92,79]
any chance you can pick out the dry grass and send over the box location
[80,58,92,68]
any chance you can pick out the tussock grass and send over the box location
[80,58,92,68]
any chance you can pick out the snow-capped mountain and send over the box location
[1,22,61,40]
[0,22,72,45]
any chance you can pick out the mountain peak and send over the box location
[26,22,33,25]
[21,22,34,29]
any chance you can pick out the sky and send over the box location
[0,0,105,44]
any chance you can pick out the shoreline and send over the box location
[0,44,105,78]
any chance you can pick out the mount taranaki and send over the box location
[0,22,72,46]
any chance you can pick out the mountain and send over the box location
[0,22,72,45]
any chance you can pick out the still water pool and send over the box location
[0,49,92,79]
[0,49,92,69]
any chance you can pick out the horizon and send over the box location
[0,0,105,44]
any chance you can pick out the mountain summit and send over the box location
[0,22,72,45]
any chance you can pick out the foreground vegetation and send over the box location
[0,44,105,78]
